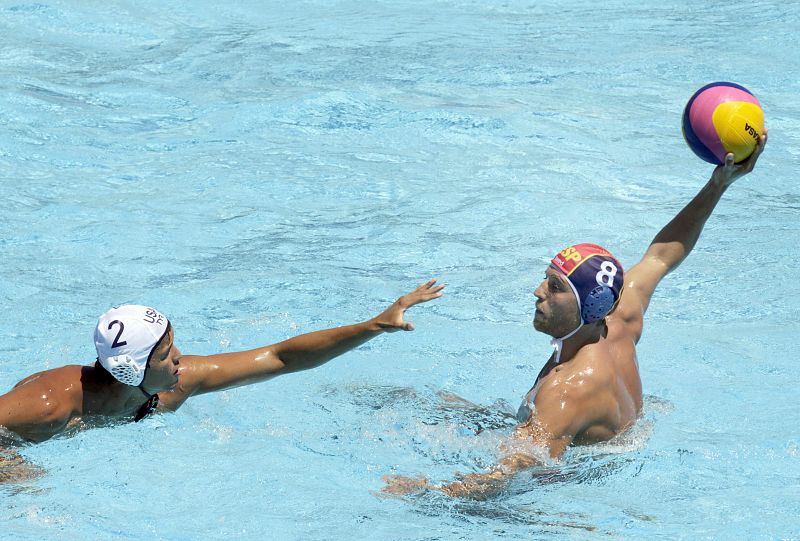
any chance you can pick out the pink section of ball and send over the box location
[688,86,761,163]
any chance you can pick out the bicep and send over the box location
[175,348,287,397]
[525,384,610,459]
[513,408,576,460]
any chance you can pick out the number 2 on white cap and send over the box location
[108,320,128,348]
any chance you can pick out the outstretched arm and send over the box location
[163,279,444,403]
[616,131,768,342]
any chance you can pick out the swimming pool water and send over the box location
[1,1,799,539]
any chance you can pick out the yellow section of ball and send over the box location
[713,101,764,163]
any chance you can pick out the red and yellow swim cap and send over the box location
[551,243,624,324]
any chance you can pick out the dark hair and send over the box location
[93,358,118,384]
[146,322,173,367]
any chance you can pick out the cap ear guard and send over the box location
[104,354,146,386]
[582,285,615,323]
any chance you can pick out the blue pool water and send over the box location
[1,1,799,539]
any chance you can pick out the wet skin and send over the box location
[383,132,768,498]
[0,279,444,444]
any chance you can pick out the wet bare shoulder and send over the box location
[603,312,639,345]
[536,356,612,404]
[12,365,84,389]
[1,365,85,442]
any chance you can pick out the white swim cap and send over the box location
[94,305,170,386]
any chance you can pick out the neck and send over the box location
[84,376,154,418]
[551,322,603,364]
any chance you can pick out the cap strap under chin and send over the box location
[550,322,583,364]
[133,392,159,422]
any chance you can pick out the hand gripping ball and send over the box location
[682,82,764,164]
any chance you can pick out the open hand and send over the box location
[373,279,444,332]
[712,128,768,188]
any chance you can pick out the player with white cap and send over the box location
[0,280,443,442]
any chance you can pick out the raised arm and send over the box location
[161,279,443,406]
[616,131,767,342]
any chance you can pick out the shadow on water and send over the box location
[321,383,519,433]
[408,490,599,534]
[316,383,520,469]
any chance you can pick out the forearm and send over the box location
[646,175,729,273]
[274,288,434,372]
[439,470,508,499]
[439,453,539,499]
[273,319,384,373]
[186,281,442,395]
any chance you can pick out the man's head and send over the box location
[533,243,624,339]
[94,305,180,392]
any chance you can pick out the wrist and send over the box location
[706,174,732,198]
[364,317,388,334]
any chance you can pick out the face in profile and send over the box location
[142,324,181,392]
[533,267,581,338]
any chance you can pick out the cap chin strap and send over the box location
[550,264,586,364]
[134,382,159,422]
[133,370,158,422]
[551,321,583,364]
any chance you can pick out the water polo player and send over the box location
[384,132,768,499]
[0,280,443,444]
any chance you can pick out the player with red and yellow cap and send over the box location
[384,130,768,499]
